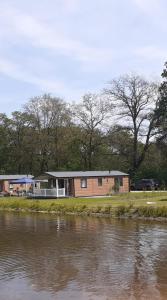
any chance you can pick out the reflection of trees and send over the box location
[0,213,167,299]
[0,213,107,294]
[130,223,161,300]
[73,219,167,300]
[118,221,167,300]
[151,226,167,300]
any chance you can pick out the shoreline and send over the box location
[1,205,167,222]
[0,194,167,221]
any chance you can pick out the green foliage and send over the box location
[156,62,167,142]
[0,192,167,219]
[0,83,166,183]
[115,205,128,217]
[135,206,167,218]
[105,75,159,179]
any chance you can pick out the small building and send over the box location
[0,175,34,195]
[34,170,129,198]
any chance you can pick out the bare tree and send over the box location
[73,93,112,170]
[105,74,159,178]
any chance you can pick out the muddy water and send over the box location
[0,213,167,299]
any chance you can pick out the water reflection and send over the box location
[0,213,167,299]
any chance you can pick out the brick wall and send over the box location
[74,176,129,197]
[119,177,129,193]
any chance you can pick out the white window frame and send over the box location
[81,178,87,188]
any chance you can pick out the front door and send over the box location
[63,179,74,197]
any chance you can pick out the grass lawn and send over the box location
[53,191,167,207]
[0,192,167,218]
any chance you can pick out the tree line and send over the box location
[0,64,167,184]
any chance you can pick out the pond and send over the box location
[0,212,167,299]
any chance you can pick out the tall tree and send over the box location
[24,94,72,174]
[72,93,112,170]
[156,62,167,143]
[0,114,12,173]
[105,74,159,178]
[106,125,133,171]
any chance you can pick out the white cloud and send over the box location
[0,0,166,113]
[133,0,167,31]
[133,0,161,13]
[0,2,113,103]
[135,46,166,60]
[58,0,81,14]
[0,57,84,98]
[0,57,61,89]
[0,3,112,69]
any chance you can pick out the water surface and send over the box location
[0,212,167,299]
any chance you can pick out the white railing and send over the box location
[57,188,66,197]
[33,188,65,197]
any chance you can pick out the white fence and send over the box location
[33,188,65,198]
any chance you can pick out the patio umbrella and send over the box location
[10,178,34,184]
[10,178,34,193]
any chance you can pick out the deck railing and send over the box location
[33,188,65,197]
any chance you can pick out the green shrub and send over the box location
[115,206,127,217]
[101,206,112,214]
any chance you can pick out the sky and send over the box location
[0,0,167,114]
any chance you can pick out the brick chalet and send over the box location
[34,170,129,198]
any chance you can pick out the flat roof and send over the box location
[45,170,128,178]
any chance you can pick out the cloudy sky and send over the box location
[0,0,166,113]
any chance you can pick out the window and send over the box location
[98,178,102,186]
[81,178,87,188]
[119,177,123,187]
[114,177,123,187]
[58,179,64,188]
[9,184,13,190]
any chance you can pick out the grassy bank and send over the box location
[0,192,167,219]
